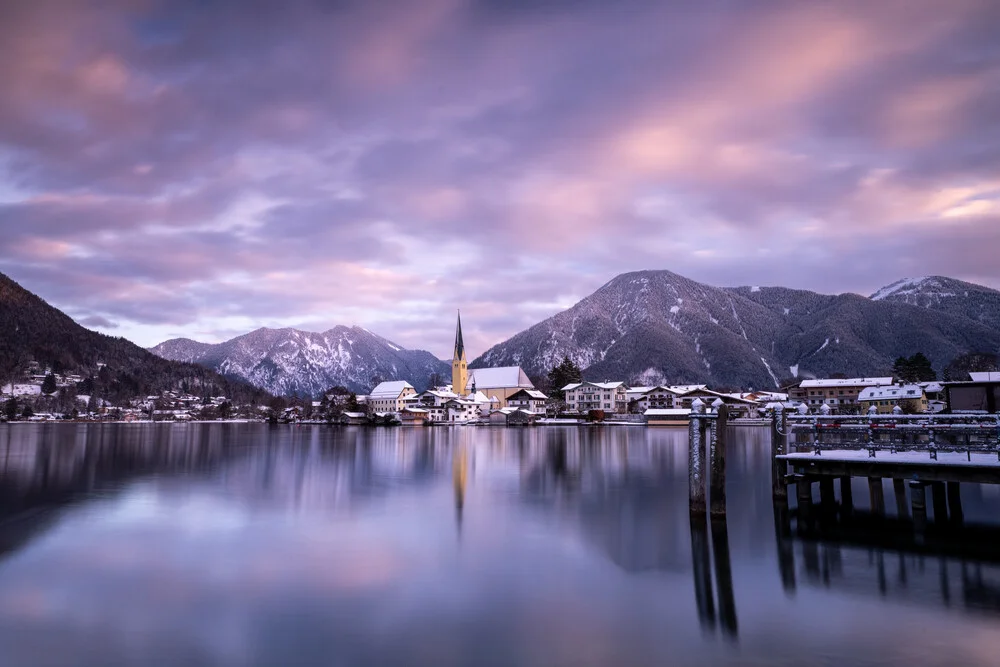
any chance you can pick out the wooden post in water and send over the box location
[710,403,729,519]
[770,407,788,501]
[947,482,964,524]
[688,399,708,517]
[931,482,948,523]
[868,477,885,516]
[893,478,909,519]
[796,476,813,525]
[909,480,927,534]
[839,476,853,516]
[819,477,836,510]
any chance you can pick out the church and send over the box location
[450,312,535,408]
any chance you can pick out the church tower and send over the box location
[452,311,468,396]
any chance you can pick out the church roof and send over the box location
[466,367,533,390]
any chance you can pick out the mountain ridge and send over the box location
[472,270,1000,389]
[150,326,448,396]
[0,271,270,404]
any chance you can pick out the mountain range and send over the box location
[150,327,448,396]
[0,272,270,404]
[472,272,1000,389]
[6,267,997,399]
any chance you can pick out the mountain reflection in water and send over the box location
[1,423,999,667]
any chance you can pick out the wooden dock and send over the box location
[770,412,1000,525]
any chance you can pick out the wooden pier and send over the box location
[769,410,1000,523]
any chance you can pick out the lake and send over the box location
[1,423,999,666]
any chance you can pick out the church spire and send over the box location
[452,310,468,396]
[454,310,465,360]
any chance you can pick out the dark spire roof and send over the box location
[454,310,465,359]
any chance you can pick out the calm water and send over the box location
[1,423,999,666]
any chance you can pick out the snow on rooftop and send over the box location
[970,371,1000,382]
[466,367,533,390]
[799,377,894,388]
[369,380,415,398]
[858,384,924,401]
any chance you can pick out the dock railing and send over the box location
[785,413,1000,461]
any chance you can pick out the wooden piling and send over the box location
[688,414,708,516]
[909,480,927,534]
[796,476,813,525]
[840,476,853,516]
[710,405,729,519]
[893,478,909,519]
[868,477,885,516]
[946,482,964,524]
[931,482,948,523]
[771,408,788,500]
[819,477,836,506]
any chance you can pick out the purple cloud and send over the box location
[0,0,998,358]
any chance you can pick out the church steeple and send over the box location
[454,311,465,360]
[452,310,468,396]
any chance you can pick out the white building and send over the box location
[464,367,534,407]
[795,377,894,412]
[562,381,628,413]
[505,388,548,414]
[367,381,417,413]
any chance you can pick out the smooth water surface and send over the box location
[1,423,999,666]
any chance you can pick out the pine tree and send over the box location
[41,373,57,395]
[547,356,583,399]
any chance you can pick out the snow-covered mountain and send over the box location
[473,270,1000,389]
[150,327,448,396]
[869,276,1000,330]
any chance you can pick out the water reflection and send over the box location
[0,423,999,666]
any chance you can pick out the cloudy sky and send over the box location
[1,0,999,359]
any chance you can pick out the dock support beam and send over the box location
[710,406,729,519]
[868,477,885,516]
[909,481,927,534]
[947,482,964,524]
[839,476,853,516]
[688,412,708,516]
[893,478,909,519]
[931,482,948,523]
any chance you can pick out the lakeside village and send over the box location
[5,317,1000,425]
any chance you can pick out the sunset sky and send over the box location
[1,0,999,359]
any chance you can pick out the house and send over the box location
[645,408,691,426]
[670,387,758,416]
[488,408,537,425]
[634,386,683,412]
[340,411,368,425]
[367,381,416,413]
[400,408,430,425]
[859,384,928,414]
[505,388,548,414]
[562,381,629,414]
[946,374,1000,413]
[793,377,895,413]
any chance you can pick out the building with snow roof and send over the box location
[790,377,895,413]
[562,381,628,414]
[505,388,548,414]
[367,380,416,413]
[858,384,927,414]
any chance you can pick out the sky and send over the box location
[1,0,999,360]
